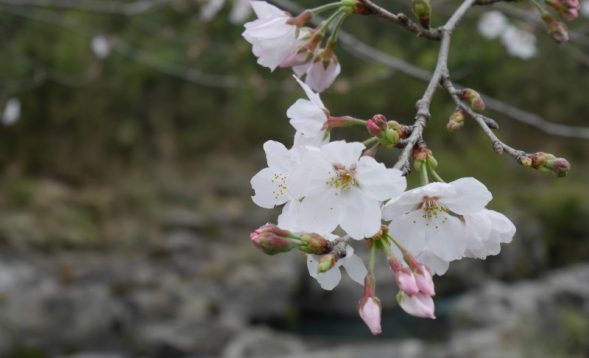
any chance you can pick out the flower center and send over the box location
[328,164,357,193]
[271,172,288,200]
[420,196,448,224]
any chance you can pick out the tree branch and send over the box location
[393,0,476,175]
[355,0,442,40]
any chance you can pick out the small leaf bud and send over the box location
[447,110,465,131]
[412,0,432,28]
[462,89,485,112]
[299,233,331,255]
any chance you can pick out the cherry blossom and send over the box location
[307,245,367,290]
[358,296,382,335]
[478,11,508,39]
[2,98,21,126]
[296,141,406,239]
[250,140,307,209]
[463,209,516,259]
[294,52,341,93]
[382,177,492,261]
[287,76,329,141]
[242,1,299,70]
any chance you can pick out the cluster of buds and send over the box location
[412,146,437,172]
[521,151,571,177]
[447,110,465,131]
[542,13,570,43]
[412,0,432,28]
[250,224,332,255]
[366,114,412,148]
[545,0,581,21]
[461,89,485,112]
[389,252,436,319]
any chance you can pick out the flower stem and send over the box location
[318,9,345,37]
[528,0,548,15]
[420,163,430,185]
[308,2,345,15]
[327,12,349,45]
[363,137,379,147]
[369,240,377,275]
[427,162,446,182]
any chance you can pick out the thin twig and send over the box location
[442,76,527,162]
[355,0,442,40]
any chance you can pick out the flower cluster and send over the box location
[242,1,355,92]
[238,0,571,336]
[246,66,515,334]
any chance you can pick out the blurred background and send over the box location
[0,0,588,357]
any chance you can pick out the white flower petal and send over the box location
[416,250,450,276]
[292,75,325,108]
[357,157,406,201]
[388,210,428,256]
[340,188,381,240]
[424,214,467,261]
[263,140,292,172]
[249,1,285,19]
[287,99,326,136]
[342,254,367,285]
[250,167,289,208]
[298,187,341,234]
[443,177,492,215]
[319,141,364,168]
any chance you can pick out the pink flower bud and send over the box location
[358,296,382,335]
[389,256,419,295]
[395,267,420,295]
[543,14,569,43]
[367,119,382,136]
[414,265,435,296]
[562,8,579,21]
[250,224,299,255]
[397,292,436,319]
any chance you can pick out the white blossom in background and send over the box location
[91,35,111,59]
[478,11,509,39]
[201,0,252,23]
[242,1,298,71]
[382,178,492,263]
[2,98,21,126]
[295,141,406,239]
[501,26,537,59]
[307,245,367,290]
[582,0,589,17]
[287,76,330,142]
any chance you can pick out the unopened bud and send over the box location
[317,254,337,273]
[299,233,331,255]
[381,128,400,147]
[367,120,382,136]
[543,14,569,43]
[367,114,387,136]
[412,0,432,28]
[447,111,465,131]
[462,89,485,112]
[250,224,299,255]
[358,296,382,335]
[551,158,571,177]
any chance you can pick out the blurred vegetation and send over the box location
[0,1,587,271]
